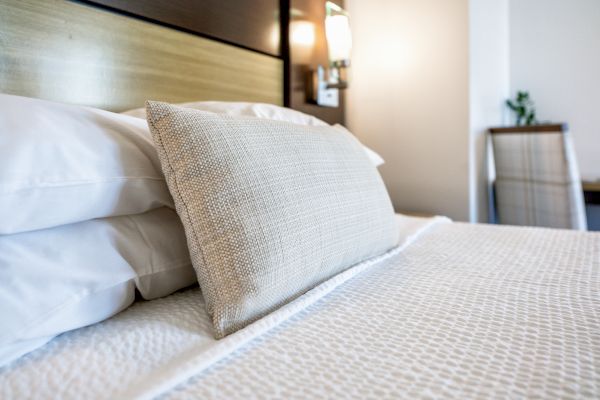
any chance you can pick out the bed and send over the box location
[2,216,598,399]
[1,1,599,399]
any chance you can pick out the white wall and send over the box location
[510,0,600,181]
[345,0,471,221]
[469,0,510,222]
[346,0,509,222]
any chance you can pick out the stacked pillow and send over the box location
[0,94,391,365]
[0,208,194,365]
[0,94,195,367]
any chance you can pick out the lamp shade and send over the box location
[325,3,352,64]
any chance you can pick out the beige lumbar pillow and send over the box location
[146,101,399,338]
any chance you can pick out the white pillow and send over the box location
[123,100,328,126]
[123,101,385,167]
[0,207,194,367]
[0,94,173,234]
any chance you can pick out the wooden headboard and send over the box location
[0,0,283,111]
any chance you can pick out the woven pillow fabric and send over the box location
[146,101,399,338]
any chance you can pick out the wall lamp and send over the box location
[309,1,352,107]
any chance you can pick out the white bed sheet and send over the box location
[1,216,599,399]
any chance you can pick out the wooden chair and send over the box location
[489,124,587,230]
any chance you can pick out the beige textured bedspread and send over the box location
[2,219,598,399]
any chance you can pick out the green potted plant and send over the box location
[506,91,537,126]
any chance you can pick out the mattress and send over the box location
[1,216,598,399]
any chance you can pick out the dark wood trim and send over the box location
[584,190,600,205]
[582,181,600,205]
[583,181,600,192]
[489,123,568,134]
[281,0,291,107]
[73,0,282,59]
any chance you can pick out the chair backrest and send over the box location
[489,124,587,230]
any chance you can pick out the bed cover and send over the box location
[1,215,598,399]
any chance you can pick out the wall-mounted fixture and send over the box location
[308,1,352,108]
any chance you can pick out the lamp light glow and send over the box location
[291,20,316,47]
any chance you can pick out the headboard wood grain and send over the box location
[86,0,281,57]
[0,0,283,111]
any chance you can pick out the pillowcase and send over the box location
[146,101,399,338]
[123,100,327,126]
[0,94,173,234]
[0,207,194,367]
[123,100,385,167]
